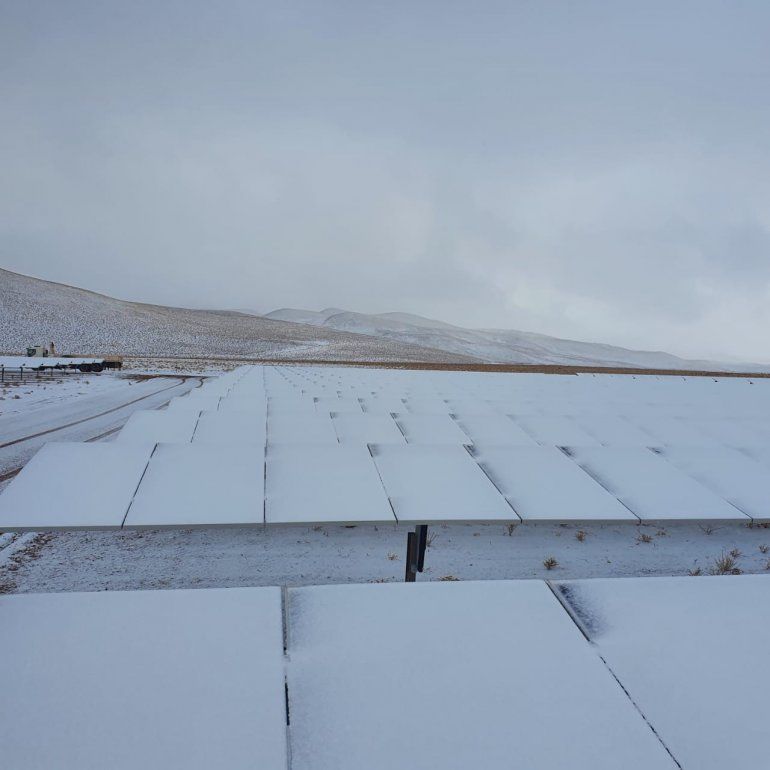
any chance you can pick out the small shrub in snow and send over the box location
[688,567,702,576]
[439,575,459,581]
[506,523,517,536]
[729,548,742,559]
[759,544,769,554]
[575,530,586,542]
[636,532,653,544]
[709,552,742,575]
[387,552,398,561]
[543,556,559,570]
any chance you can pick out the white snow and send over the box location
[330,412,405,444]
[192,409,266,445]
[371,444,514,521]
[558,574,770,770]
[0,442,153,529]
[124,443,265,527]
[393,413,471,444]
[471,445,636,521]
[453,413,539,445]
[116,409,200,444]
[286,580,675,770]
[659,446,770,520]
[267,412,338,445]
[265,444,394,523]
[0,586,287,769]
[567,446,749,521]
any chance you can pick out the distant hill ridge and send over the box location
[0,269,472,362]
[266,306,764,371]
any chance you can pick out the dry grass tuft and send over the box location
[506,522,517,536]
[439,575,459,581]
[636,532,653,544]
[709,552,742,575]
[688,567,702,576]
[759,544,769,554]
[387,552,398,561]
[575,530,586,542]
[543,556,559,570]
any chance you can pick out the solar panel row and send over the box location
[2,364,770,529]
[4,575,766,769]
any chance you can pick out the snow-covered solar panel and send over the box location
[267,396,316,414]
[359,396,406,414]
[0,587,287,769]
[513,415,602,447]
[659,447,770,520]
[626,416,722,447]
[331,413,405,444]
[125,444,264,527]
[267,413,338,445]
[393,413,471,445]
[471,446,636,521]
[558,575,770,770]
[286,581,675,770]
[265,444,394,523]
[0,442,153,530]
[453,414,539,446]
[371,444,512,521]
[571,415,658,447]
[166,394,222,412]
[117,410,199,444]
[314,397,362,414]
[567,446,747,520]
[218,396,267,415]
[192,410,266,445]
[402,397,451,414]
[690,418,770,448]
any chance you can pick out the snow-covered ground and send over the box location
[4,364,770,593]
[3,519,769,594]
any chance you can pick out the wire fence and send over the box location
[0,366,85,384]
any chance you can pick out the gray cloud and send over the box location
[2,1,770,362]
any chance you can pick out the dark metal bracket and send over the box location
[404,524,428,582]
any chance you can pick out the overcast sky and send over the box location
[2,1,770,361]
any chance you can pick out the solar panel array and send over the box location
[4,576,767,768]
[3,364,770,529]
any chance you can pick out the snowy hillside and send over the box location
[0,269,474,362]
[265,307,762,371]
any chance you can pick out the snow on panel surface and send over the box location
[371,444,513,521]
[571,415,658,446]
[393,413,471,445]
[567,446,747,520]
[359,396,405,414]
[117,409,199,444]
[659,447,770,520]
[267,413,338,444]
[453,414,539,446]
[125,443,264,527]
[558,575,770,770]
[331,413,405,444]
[627,416,722,447]
[193,410,266,445]
[166,394,221,412]
[0,587,287,770]
[314,396,362,414]
[265,444,394,523]
[0,442,153,530]
[218,396,267,415]
[471,446,635,520]
[513,415,602,447]
[286,581,675,770]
